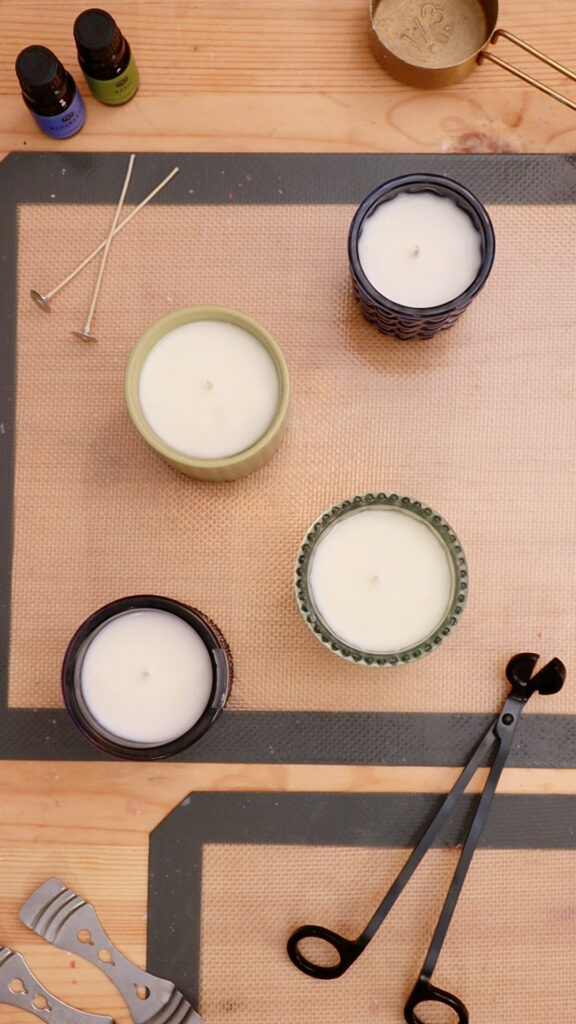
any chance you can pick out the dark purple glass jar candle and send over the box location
[62,595,232,760]
[348,174,495,340]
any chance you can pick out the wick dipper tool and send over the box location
[0,946,113,1024]
[288,652,565,1023]
[19,877,204,1024]
[73,153,135,342]
[30,166,179,313]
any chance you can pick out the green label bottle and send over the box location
[74,8,139,106]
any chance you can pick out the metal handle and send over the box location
[19,878,203,1024]
[286,924,363,979]
[479,29,576,112]
[0,948,113,1024]
[404,977,469,1024]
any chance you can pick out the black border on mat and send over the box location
[1,152,576,765]
[147,790,576,1004]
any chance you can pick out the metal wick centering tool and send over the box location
[19,878,204,1024]
[30,166,179,313]
[0,946,113,1024]
[287,652,566,1024]
[72,153,135,343]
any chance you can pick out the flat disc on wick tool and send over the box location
[30,289,50,312]
[372,0,487,69]
[72,330,97,343]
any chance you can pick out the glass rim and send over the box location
[348,173,496,318]
[294,492,468,666]
[61,594,233,759]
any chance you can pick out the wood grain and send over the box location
[0,757,564,1024]
[0,2,575,1019]
[0,761,572,1023]
[0,0,576,158]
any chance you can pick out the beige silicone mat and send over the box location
[10,194,576,715]
[199,843,573,1023]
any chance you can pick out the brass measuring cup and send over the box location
[370,0,576,110]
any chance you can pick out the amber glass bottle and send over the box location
[73,8,139,105]
[15,45,86,138]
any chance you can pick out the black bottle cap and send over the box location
[74,8,124,63]
[15,45,66,100]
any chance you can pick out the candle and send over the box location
[348,174,495,340]
[62,596,232,758]
[296,494,467,665]
[357,191,482,308]
[80,609,213,744]
[139,320,279,459]
[126,306,290,481]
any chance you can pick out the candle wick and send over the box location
[140,670,151,680]
[370,575,380,585]
[411,245,420,257]
[205,379,214,391]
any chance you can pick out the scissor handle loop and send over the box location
[286,924,361,979]
[404,978,469,1024]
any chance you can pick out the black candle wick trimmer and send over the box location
[287,652,566,1023]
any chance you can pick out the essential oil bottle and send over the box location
[73,8,139,105]
[15,45,86,139]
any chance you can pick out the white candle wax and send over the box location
[358,192,482,308]
[138,320,280,459]
[80,609,213,744]
[308,508,454,653]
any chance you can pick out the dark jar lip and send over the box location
[61,594,233,761]
[348,173,496,328]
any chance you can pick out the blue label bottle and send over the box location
[15,45,86,139]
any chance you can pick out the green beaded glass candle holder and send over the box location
[294,492,468,666]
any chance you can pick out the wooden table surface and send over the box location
[1,0,576,158]
[0,2,575,1023]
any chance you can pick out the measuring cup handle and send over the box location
[404,978,469,1024]
[479,30,576,112]
[286,924,361,979]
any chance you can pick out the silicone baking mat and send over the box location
[147,790,576,1023]
[2,152,576,763]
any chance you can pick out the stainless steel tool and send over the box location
[19,879,204,1024]
[72,153,135,342]
[0,946,112,1024]
[30,166,179,313]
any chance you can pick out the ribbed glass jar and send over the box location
[348,173,495,340]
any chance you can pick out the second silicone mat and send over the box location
[148,790,576,1023]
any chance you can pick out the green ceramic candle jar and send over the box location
[125,306,290,481]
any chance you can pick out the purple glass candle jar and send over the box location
[348,173,495,340]
[62,595,232,760]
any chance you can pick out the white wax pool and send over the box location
[308,508,454,653]
[80,608,214,744]
[358,192,482,308]
[138,320,280,459]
